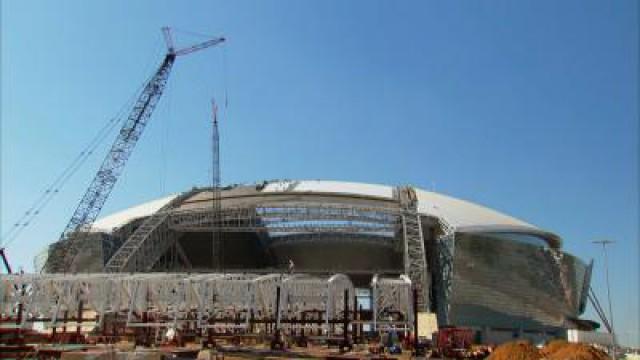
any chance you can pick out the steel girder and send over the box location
[107,202,402,273]
[104,190,200,273]
[396,186,430,313]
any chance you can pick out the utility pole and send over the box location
[593,239,616,359]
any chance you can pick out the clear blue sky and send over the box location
[1,0,638,346]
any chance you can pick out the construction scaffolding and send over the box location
[0,273,413,346]
[397,186,430,313]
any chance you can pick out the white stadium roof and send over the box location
[90,180,558,245]
[261,180,394,199]
[91,194,178,232]
[261,180,539,231]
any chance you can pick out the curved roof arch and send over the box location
[90,180,560,247]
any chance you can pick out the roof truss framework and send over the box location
[105,202,402,273]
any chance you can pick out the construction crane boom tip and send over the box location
[161,27,225,57]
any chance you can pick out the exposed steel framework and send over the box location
[63,187,443,319]
[0,272,413,343]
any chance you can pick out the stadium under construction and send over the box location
[0,26,609,357]
[8,180,592,346]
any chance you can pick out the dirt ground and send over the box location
[485,340,611,360]
[194,343,419,360]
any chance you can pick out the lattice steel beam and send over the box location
[168,202,400,234]
[105,190,199,272]
[397,186,430,312]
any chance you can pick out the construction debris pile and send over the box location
[488,341,542,360]
[488,340,611,360]
[545,342,611,360]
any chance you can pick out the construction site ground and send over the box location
[6,343,417,360]
[0,339,617,359]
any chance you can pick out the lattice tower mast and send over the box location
[211,99,223,269]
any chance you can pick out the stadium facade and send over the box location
[42,180,594,343]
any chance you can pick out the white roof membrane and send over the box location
[261,180,394,199]
[90,180,550,242]
[91,194,178,232]
[413,189,537,231]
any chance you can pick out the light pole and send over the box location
[593,239,616,359]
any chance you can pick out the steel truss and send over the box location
[104,202,401,273]
[0,273,412,337]
[396,186,429,312]
[168,202,399,234]
[105,190,200,273]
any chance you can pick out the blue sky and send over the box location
[1,0,638,346]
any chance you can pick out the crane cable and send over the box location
[0,54,164,249]
[0,40,167,250]
[159,73,171,195]
[172,27,218,41]
[222,43,229,110]
[173,26,229,109]
[1,108,126,248]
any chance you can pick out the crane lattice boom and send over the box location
[44,28,224,273]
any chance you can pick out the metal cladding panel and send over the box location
[447,232,589,330]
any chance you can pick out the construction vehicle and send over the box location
[431,326,474,358]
